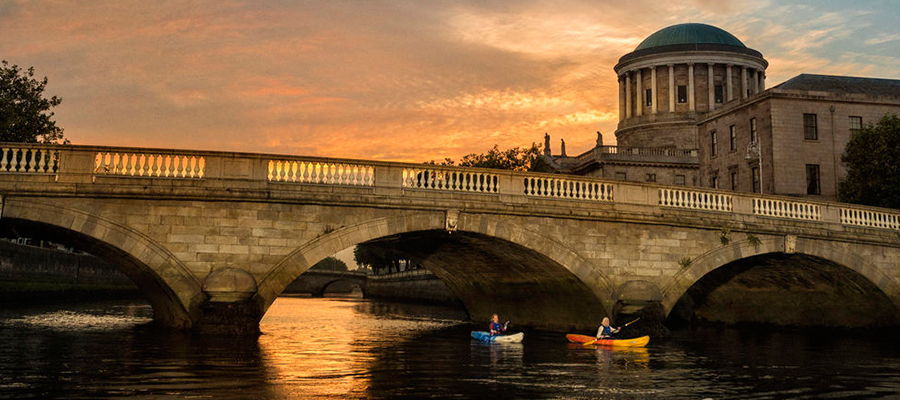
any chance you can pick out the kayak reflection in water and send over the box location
[596,317,620,339]
[489,314,509,336]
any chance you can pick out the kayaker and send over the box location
[489,314,508,336]
[596,317,620,339]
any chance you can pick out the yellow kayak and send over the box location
[566,334,650,347]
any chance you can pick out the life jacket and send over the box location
[598,325,614,338]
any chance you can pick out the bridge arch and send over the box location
[0,198,204,328]
[257,211,614,331]
[661,235,900,323]
[313,278,366,297]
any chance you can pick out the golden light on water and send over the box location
[257,296,460,398]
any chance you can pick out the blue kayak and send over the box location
[471,331,525,343]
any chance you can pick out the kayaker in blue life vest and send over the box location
[489,314,508,336]
[596,317,620,339]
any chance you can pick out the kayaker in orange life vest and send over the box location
[596,317,620,339]
[489,314,508,336]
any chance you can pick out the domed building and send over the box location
[545,22,900,201]
[614,23,767,149]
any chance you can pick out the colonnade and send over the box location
[618,63,766,122]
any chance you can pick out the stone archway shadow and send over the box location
[255,211,615,330]
[660,235,900,317]
[0,197,205,328]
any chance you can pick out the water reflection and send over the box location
[3,296,900,399]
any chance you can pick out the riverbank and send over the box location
[0,240,140,305]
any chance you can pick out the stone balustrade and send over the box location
[2,143,898,231]
[841,207,900,230]
[402,167,499,193]
[268,160,374,186]
[94,151,205,179]
[523,176,613,202]
[659,188,733,212]
[752,198,821,221]
[0,147,58,174]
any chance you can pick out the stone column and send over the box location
[650,66,658,114]
[618,75,625,122]
[752,69,759,94]
[726,64,733,101]
[741,66,748,99]
[760,71,766,91]
[707,63,715,111]
[688,62,695,112]
[668,64,675,113]
[625,72,632,119]
[635,68,643,117]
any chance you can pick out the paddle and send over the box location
[583,317,641,346]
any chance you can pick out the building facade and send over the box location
[699,74,900,199]
[547,23,900,202]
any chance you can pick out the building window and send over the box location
[714,85,724,103]
[646,173,657,183]
[730,170,738,191]
[674,175,685,185]
[749,117,757,144]
[645,89,652,106]
[803,113,818,140]
[752,167,760,193]
[849,116,863,135]
[710,131,718,157]
[615,172,626,181]
[711,176,719,189]
[677,86,687,103]
[806,164,820,195]
[729,125,737,151]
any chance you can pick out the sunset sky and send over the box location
[3,0,899,162]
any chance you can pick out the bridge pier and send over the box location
[195,299,262,335]
[197,268,263,335]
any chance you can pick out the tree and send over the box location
[427,142,553,172]
[353,244,410,275]
[309,256,348,272]
[839,114,900,209]
[1,60,66,143]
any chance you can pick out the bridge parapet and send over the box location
[0,146,58,174]
[1,142,899,235]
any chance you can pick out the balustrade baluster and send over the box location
[25,150,35,172]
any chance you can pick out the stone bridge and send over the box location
[1,143,899,334]
[283,269,367,297]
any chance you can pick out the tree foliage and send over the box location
[353,244,409,273]
[0,60,66,143]
[309,256,349,272]
[427,142,552,172]
[839,114,900,209]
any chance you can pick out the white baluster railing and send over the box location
[523,176,613,201]
[94,152,205,179]
[752,198,821,221]
[401,168,498,193]
[0,147,59,174]
[658,188,733,212]
[267,160,374,186]
[840,207,900,230]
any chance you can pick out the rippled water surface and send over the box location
[2,295,899,399]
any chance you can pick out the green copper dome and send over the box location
[635,23,746,51]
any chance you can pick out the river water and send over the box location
[1,295,899,399]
